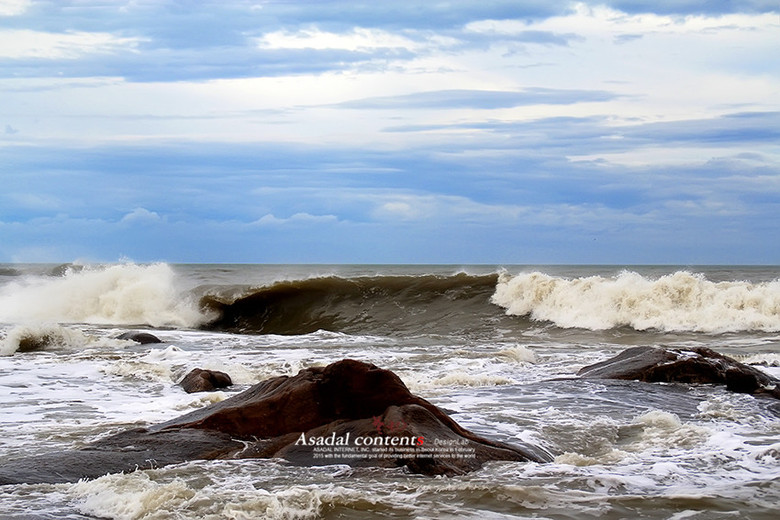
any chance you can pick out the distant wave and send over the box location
[200,273,502,335]
[492,271,780,333]
[0,263,203,328]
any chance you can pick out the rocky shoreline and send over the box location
[1,345,776,485]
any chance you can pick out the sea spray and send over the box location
[492,271,780,333]
[0,263,205,328]
[0,324,89,356]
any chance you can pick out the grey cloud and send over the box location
[604,0,778,15]
[384,111,780,156]
[2,131,778,263]
[614,34,643,44]
[618,112,780,146]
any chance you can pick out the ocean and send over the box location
[0,263,779,519]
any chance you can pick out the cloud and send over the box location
[253,212,339,226]
[120,207,162,225]
[0,0,776,84]
[626,112,780,145]
[256,27,418,52]
[463,20,582,45]
[0,1,564,82]
[0,29,143,59]
[338,88,618,110]
[605,0,779,15]
[1,1,778,264]
[614,33,643,44]
[0,0,30,17]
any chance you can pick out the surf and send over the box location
[0,263,204,328]
[492,270,780,333]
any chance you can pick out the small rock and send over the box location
[179,368,233,393]
[116,331,162,344]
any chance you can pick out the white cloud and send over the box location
[376,201,420,220]
[0,29,143,59]
[0,0,30,16]
[370,193,529,223]
[120,207,162,225]
[255,27,419,52]
[253,212,338,226]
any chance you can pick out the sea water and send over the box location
[0,263,778,519]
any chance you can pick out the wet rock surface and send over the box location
[116,331,163,344]
[578,346,780,398]
[179,368,233,393]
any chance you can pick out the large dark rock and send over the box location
[578,346,780,398]
[179,368,233,393]
[0,359,551,485]
[116,331,162,344]
[0,429,243,484]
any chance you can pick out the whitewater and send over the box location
[1,263,779,519]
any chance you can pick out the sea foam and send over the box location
[68,469,363,520]
[0,263,204,328]
[492,271,780,333]
[0,324,89,356]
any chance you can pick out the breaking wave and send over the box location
[492,271,780,333]
[0,324,90,356]
[2,264,777,336]
[0,263,203,328]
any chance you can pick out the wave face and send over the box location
[492,271,780,333]
[0,263,203,328]
[201,273,503,336]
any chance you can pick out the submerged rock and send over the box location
[116,331,163,344]
[179,368,233,393]
[578,346,780,398]
[0,359,551,484]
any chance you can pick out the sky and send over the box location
[1,0,779,264]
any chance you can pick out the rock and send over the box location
[578,346,780,398]
[0,428,243,485]
[0,359,551,484]
[268,403,537,476]
[179,368,233,393]
[157,359,552,474]
[116,331,162,344]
